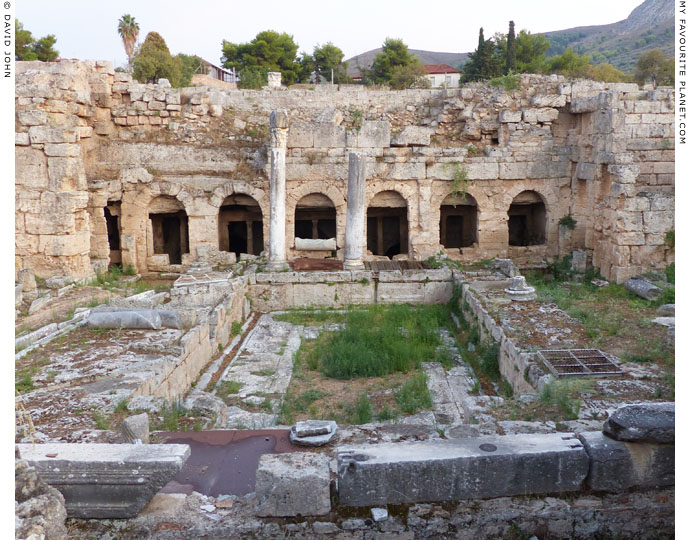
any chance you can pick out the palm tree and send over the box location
[118,14,139,72]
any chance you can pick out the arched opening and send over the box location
[367,191,408,258]
[218,194,264,257]
[294,193,336,241]
[149,195,189,264]
[105,201,122,266]
[508,191,546,246]
[440,193,478,248]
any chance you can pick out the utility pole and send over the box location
[331,68,334,85]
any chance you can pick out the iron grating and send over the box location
[537,349,623,378]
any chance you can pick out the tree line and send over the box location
[16,16,673,89]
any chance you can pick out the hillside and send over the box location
[345,0,673,76]
[346,49,468,78]
[543,0,673,72]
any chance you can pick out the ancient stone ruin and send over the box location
[15,60,674,539]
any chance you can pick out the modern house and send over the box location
[423,64,461,88]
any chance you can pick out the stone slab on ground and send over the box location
[255,452,331,517]
[86,310,162,330]
[337,433,588,506]
[17,443,190,518]
[579,431,674,491]
[603,402,674,443]
[624,278,662,301]
[290,420,338,446]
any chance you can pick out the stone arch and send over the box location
[439,192,479,248]
[286,183,346,254]
[293,193,337,241]
[507,190,547,246]
[365,188,411,258]
[217,193,264,257]
[147,194,190,264]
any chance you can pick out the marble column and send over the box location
[343,152,367,270]
[267,109,289,271]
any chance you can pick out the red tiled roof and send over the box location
[424,64,460,74]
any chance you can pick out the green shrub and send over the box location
[346,393,372,424]
[488,73,521,91]
[665,262,675,284]
[558,214,577,229]
[231,321,243,337]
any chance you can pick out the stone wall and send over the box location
[15,61,675,282]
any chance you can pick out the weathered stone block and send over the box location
[466,162,499,180]
[86,310,163,330]
[603,403,674,443]
[579,431,674,491]
[390,126,432,147]
[358,121,390,147]
[29,126,78,144]
[313,123,346,148]
[337,433,588,506]
[17,109,48,126]
[43,143,81,157]
[537,108,559,122]
[255,453,331,516]
[499,110,522,123]
[498,162,528,179]
[287,121,314,148]
[531,94,566,108]
[17,443,190,518]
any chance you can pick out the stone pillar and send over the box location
[344,152,367,270]
[267,109,289,271]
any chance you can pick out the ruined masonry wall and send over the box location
[15,60,674,282]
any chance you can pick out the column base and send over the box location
[266,260,289,272]
[343,259,365,271]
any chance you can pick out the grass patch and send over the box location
[539,379,591,420]
[92,410,110,430]
[215,380,243,403]
[345,393,373,424]
[394,373,433,414]
[231,320,243,337]
[306,304,448,379]
[16,374,35,393]
[273,309,348,326]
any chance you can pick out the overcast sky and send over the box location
[17,0,645,69]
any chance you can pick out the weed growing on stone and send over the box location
[488,73,521,91]
[114,398,129,413]
[230,320,243,337]
[92,410,110,430]
[215,380,243,403]
[394,373,433,414]
[345,393,373,424]
[539,379,591,420]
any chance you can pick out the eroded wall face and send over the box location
[15,61,674,281]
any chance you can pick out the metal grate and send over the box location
[537,349,623,378]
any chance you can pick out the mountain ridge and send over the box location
[345,0,673,76]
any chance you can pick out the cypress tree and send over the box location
[506,21,516,73]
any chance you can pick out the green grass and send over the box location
[394,373,433,414]
[114,398,129,413]
[273,308,348,326]
[231,320,243,337]
[16,374,35,393]
[345,393,372,424]
[539,379,592,420]
[92,410,110,430]
[215,380,243,403]
[277,388,329,425]
[304,304,449,379]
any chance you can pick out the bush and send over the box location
[394,373,433,414]
[238,66,268,89]
[488,73,521,91]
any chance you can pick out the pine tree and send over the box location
[506,21,516,74]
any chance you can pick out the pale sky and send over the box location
[17,0,646,69]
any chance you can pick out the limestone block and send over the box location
[528,160,569,179]
[15,147,49,189]
[575,162,597,181]
[313,123,346,147]
[386,161,426,180]
[26,213,75,235]
[120,413,150,443]
[531,94,566,108]
[337,433,588,506]
[498,162,528,179]
[255,453,331,517]
[390,126,433,147]
[294,237,337,251]
[521,108,539,123]
[423,281,453,304]
[17,443,190,518]
[166,92,181,105]
[334,282,375,305]
[39,232,90,256]
[313,107,343,124]
[292,283,337,307]
[28,126,78,144]
[17,110,48,126]
[15,132,30,146]
[603,403,674,443]
[378,282,424,304]
[358,120,390,147]
[579,431,674,492]
[287,121,314,148]
[499,110,521,123]
[537,108,559,122]
[47,157,86,190]
[43,143,81,157]
[466,162,498,180]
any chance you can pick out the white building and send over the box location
[424,64,461,88]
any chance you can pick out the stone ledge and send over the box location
[337,433,589,506]
[17,443,190,518]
